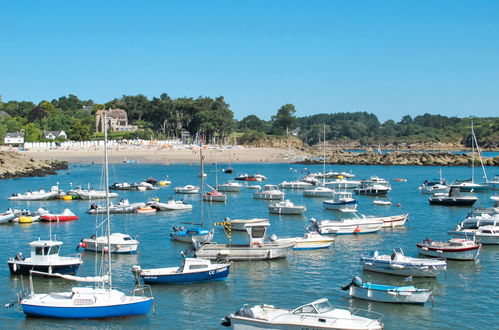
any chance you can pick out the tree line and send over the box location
[0,94,497,148]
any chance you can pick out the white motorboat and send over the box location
[354,184,391,195]
[246,184,261,190]
[373,200,392,206]
[109,182,134,190]
[449,225,499,245]
[174,185,199,194]
[221,298,384,330]
[360,248,447,277]
[194,222,295,261]
[342,277,432,305]
[0,209,16,224]
[309,209,384,235]
[418,169,449,194]
[268,200,306,215]
[8,186,60,201]
[324,179,361,190]
[322,191,357,210]
[276,231,334,250]
[278,180,314,189]
[87,199,145,214]
[489,175,499,190]
[303,186,335,198]
[254,185,285,200]
[225,218,270,231]
[216,181,243,192]
[76,189,118,200]
[150,198,192,211]
[360,176,391,187]
[416,237,480,260]
[80,233,139,254]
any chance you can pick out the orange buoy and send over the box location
[396,203,401,207]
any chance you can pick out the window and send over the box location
[43,247,51,255]
[35,247,43,255]
[123,237,131,241]
[252,227,266,239]
[293,305,317,314]
[189,265,208,270]
[49,246,60,255]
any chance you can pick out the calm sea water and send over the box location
[0,163,497,329]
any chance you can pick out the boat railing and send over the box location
[349,307,384,323]
[132,283,154,299]
[295,308,383,326]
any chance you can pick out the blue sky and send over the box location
[1,1,498,122]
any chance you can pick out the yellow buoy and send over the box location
[19,216,33,223]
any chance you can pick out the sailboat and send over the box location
[171,138,215,243]
[198,142,207,178]
[19,114,154,319]
[223,149,234,173]
[303,124,335,198]
[203,160,227,202]
[450,121,489,192]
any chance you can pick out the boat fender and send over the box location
[354,226,361,233]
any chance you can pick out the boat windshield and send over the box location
[292,300,333,315]
[314,300,334,313]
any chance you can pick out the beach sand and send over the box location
[20,146,307,165]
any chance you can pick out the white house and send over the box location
[43,130,67,140]
[4,132,24,144]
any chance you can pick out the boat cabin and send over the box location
[244,222,270,246]
[291,298,335,315]
[263,185,279,191]
[179,258,211,273]
[29,239,63,259]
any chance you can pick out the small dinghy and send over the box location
[135,206,157,214]
[174,185,199,194]
[40,209,78,222]
[132,258,230,284]
[268,200,306,215]
[373,200,392,206]
[276,231,334,250]
[342,276,432,305]
[149,198,192,211]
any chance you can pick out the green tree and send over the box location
[23,123,42,142]
[271,104,297,135]
[69,119,91,141]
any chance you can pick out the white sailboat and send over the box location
[20,114,154,319]
[304,124,335,198]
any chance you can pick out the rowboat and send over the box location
[416,237,480,260]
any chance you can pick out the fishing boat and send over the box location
[342,277,432,305]
[149,198,193,211]
[276,231,334,250]
[428,187,477,206]
[279,180,314,189]
[132,258,230,284]
[194,222,295,261]
[174,185,199,194]
[87,199,145,214]
[8,238,82,275]
[216,181,243,192]
[40,209,78,222]
[8,186,60,201]
[322,191,357,210]
[360,248,447,277]
[449,225,499,245]
[220,298,384,330]
[225,218,269,231]
[309,209,384,235]
[19,113,153,319]
[416,237,480,260]
[268,200,306,215]
[253,185,285,200]
[354,184,391,196]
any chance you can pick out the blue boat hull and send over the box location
[142,265,230,284]
[22,298,153,319]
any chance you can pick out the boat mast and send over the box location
[104,114,112,289]
[472,120,489,183]
[322,123,326,186]
[471,120,475,184]
[200,139,204,228]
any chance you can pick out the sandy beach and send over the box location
[19,146,307,165]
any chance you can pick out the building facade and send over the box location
[95,108,138,133]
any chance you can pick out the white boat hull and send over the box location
[349,286,431,304]
[153,201,192,211]
[195,243,294,260]
[417,246,479,260]
[268,206,305,215]
[318,220,383,235]
[360,258,445,277]
[254,193,285,200]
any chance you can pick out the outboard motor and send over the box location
[131,265,142,284]
[269,233,278,242]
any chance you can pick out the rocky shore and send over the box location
[297,150,499,166]
[0,151,68,180]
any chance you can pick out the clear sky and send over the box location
[1,1,498,122]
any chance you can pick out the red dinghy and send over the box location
[41,209,79,222]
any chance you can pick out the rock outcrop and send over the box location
[0,151,68,179]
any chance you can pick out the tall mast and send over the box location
[471,120,475,183]
[322,123,326,186]
[104,114,112,288]
[200,140,204,228]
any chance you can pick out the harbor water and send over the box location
[0,163,497,329]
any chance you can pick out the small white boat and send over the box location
[80,233,139,254]
[76,189,118,200]
[324,179,361,189]
[342,277,432,305]
[253,185,285,200]
[202,189,227,203]
[221,298,384,330]
[303,186,335,198]
[489,175,499,190]
[416,237,480,260]
[150,198,192,211]
[170,226,214,244]
[8,187,60,201]
[246,184,261,190]
[225,218,270,231]
[174,185,199,194]
[278,180,314,189]
[87,199,145,214]
[310,209,385,235]
[0,209,16,224]
[216,181,243,192]
[360,248,447,277]
[268,200,306,215]
[354,184,391,195]
[323,191,358,210]
[449,225,499,245]
[276,231,334,250]
[360,176,391,186]
[373,200,391,206]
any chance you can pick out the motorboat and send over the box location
[322,191,357,210]
[428,187,477,206]
[470,195,499,216]
[220,298,384,330]
[170,226,214,244]
[254,185,285,200]
[360,248,447,277]
[8,238,82,275]
[450,180,489,192]
[373,200,392,206]
[278,180,314,189]
[135,206,157,214]
[449,225,499,245]
[19,116,153,319]
[489,175,499,190]
[86,199,145,214]
[109,182,134,190]
[309,209,384,235]
[216,181,243,192]
[79,233,139,254]
[40,209,78,222]
[418,169,449,194]
[354,184,391,196]
[268,200,306,215]
[133,181,160,191]
[360,176,390,187]
[246,184,261,190]
[235,173,266,181]
[11,208,49,224]
[194,222,295,261]
[324,179,361,190]
[275,231,334,250]
[149,198,192,211]
[132,258,230,284]
[303,186,335,198]
[225,218,270,231]
[342,277,432,305]
[202,189,228,203]
[8,186,61,201]
[0,209,16,224]
[174,185,199,194]
[76,189,118,200]
[416,237,480,260]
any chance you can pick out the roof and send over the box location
[5,132,24,138]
